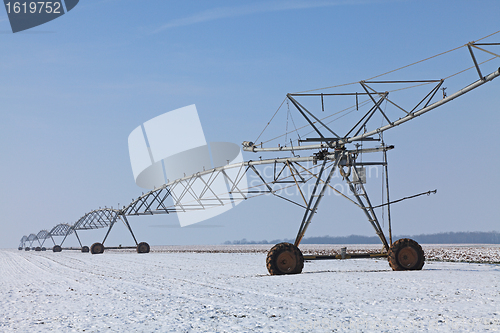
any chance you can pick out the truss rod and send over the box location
[360,83,393,126]
[347,68,500,143]
[345,168,389,251]
[468,44,484,80]
[287,94,340,139]
[371,189,437,209]
[246,68,500,152]
[121,215,138,246]
[294,154,341,246]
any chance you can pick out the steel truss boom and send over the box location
[36,230,51,247]
[245,53,500,153]
[47,223,80,247]
[19,235,28,248]
[27,233,38,247]
[71,208,139,247]
[19,39,498,261]
[121,146,390,217]
[351,68,500,143]
[118,145,395,250]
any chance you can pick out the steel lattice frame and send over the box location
[19,235,28,249]
[19,41,500,254]
[27,233,38,248]
[118,42,500,251]
[49,223,73,236]
[47,223,81,248]
[73,208,121,230]
[35,230,51,247]
[71,208,138,247]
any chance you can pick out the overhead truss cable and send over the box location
[254,34,500,148]
[294,29,500,94]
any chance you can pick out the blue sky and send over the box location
[1,0,499,248]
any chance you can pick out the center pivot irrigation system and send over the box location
[20,38,499,275]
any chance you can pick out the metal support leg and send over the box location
[294,154,341,246]
[101,218,118,245]
[60,228,73,246]
[73,230,83,247]
[121,215,139,246]
[383,149,392,245]
[346,168,390,251]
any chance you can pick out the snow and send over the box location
[150,244,500,264]
[1,247,499,332]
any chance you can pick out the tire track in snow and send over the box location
[1,249,499,332]
[11,251,350,319]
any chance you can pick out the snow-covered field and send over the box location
[150,244,500,264]
[1,247,499,332]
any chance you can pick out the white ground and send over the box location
[1,248,499,332]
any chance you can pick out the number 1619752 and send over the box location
[5,2,62,14]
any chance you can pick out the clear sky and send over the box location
[1,0,499,249]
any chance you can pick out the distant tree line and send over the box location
[224,231,500,245]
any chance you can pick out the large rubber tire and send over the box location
[18,247,22,251]
[388,238,425,271]
[41,247,46,251]
[136,242,150,254]
[81,246,90,253]
[90,242,104,254]
[35,247,41,252]
[52,245,62,253]
[24,247,30,251]
[266,242,304,275]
